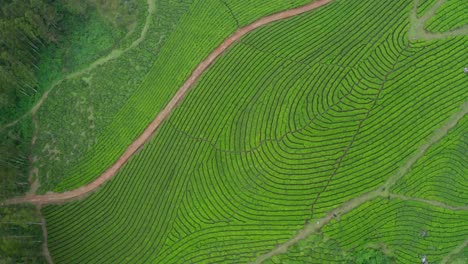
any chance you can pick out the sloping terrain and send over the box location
[36,0,467,263]
[30,0,312,193]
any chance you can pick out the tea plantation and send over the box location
[38,0,467,263]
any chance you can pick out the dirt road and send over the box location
[1,0,333,206]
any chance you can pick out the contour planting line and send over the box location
[380,101,468,192]
[309,44,410,219]
[409,0,468,40]
[253,101,468,263]
[0,0,334,206]
[0,0,156,131]
[219,0,240,28]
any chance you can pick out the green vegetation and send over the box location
[40,0,467,263]
[35,9,124,95]
[1,0,466,262]
[270,198,467,263]
[33,0,194,191]
[0,0,60,199]
[32,0,314,192]
[268,240,394,264]
[322,199,467,263]
[0,0,140,262]
[33,0,140,92]
[0,205,44,263]
[393,116,467,207]
[0,0,139,122]
[0,0,61,122]
[417,0,438,17]
[350,249,394,264]
[266,234,347,263]
[265,234,395,263]
[0,121,31,200]
[426,0,468,32]
[445,246,467,264]
[0,0,141,200]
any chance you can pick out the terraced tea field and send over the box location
[1,0,467,262]
[31,0,314,193]
[426,0,467,32]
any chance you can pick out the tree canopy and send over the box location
[0,0,61,119]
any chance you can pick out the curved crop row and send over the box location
[268,198,468,263]
[33,0,312,193]
[417,0,438,17]
[425,0,468,32]
[392,116,467,206]
[34,0,195,191]
[226,0,309,26]
[323,198,468,263]
[43,0,468,262]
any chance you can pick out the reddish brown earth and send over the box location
[2,0,333,206]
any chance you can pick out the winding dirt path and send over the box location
[1,0,333,206]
